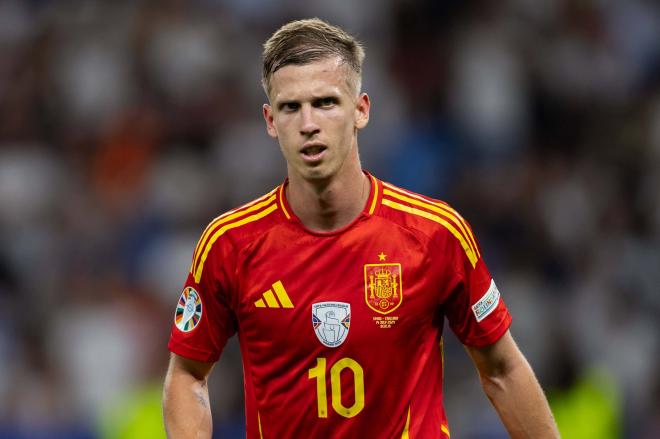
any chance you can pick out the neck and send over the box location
[286,163,370,233]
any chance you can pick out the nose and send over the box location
[299,105,320,136]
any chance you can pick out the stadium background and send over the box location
[0,0,659,438]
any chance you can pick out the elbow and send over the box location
[477,355,523,397]
[479,372,508,398]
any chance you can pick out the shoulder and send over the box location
[376,179,481,268]
[376,180,468,236]
[189,186,284,282]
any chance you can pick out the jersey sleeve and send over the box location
[439,219,512,348]
[167,230,238,363]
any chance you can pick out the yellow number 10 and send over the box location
[308,357,365,418]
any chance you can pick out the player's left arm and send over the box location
[465,330,560,439]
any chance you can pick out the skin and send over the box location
[163,355,214,439]
[467,331,560,438]
[262,56,371,232]
[163,56,559,438]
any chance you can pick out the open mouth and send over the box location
[300,144,327,161]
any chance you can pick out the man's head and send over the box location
[262,18,365,98]
[262,19,370,183]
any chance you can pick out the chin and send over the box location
[300,166,334,182]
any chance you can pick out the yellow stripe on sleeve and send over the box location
[383,188,480,260]
[193,203,278,282]
[191,189,276,262]
[382,199,478,267]
[191,191,277,273]
[382,183,480,259]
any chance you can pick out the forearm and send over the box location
[163,367,213,439]
[479,355,559,439]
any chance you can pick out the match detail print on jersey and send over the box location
[174,287,203,332]
[312,302,351,347]
[381,182,480,267]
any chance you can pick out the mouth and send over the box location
[300,143,328,162]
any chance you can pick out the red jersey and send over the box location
[168,172,512,438]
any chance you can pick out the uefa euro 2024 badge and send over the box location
[175,287,203,332]
[312,302,351,347]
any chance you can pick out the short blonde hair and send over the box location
[262,18,365,96]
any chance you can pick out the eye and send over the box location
[280,102,300,112]
[316,97,337,108]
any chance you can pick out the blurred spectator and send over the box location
[0,0,659,438]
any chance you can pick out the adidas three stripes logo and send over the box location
[254,281,294,308]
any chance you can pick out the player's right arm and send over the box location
[163,353,215,439]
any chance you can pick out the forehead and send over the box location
[269,57,354,101]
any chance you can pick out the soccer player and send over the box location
[163,18,559,438]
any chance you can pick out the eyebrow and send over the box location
[276,89,341,104]
[312,96,339,105]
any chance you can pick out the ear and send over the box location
[263,104,278,138]
[354,93,370,130]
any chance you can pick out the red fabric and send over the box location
[168,173,511,438]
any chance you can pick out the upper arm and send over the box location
[166,353,216,382]
[465,330,525,379]
[163,355,215,438]
[167,225,239,363]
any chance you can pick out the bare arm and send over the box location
[465,330,560,439]
[163,353,215,439]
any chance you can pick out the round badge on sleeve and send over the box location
[175,287,203,332]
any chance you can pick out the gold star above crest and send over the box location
[378,252,387,261]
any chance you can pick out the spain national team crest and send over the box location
[312,302,350,348]
[364,263,403,314]
[175,287,203,332]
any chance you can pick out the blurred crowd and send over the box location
[0,0,659,438]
